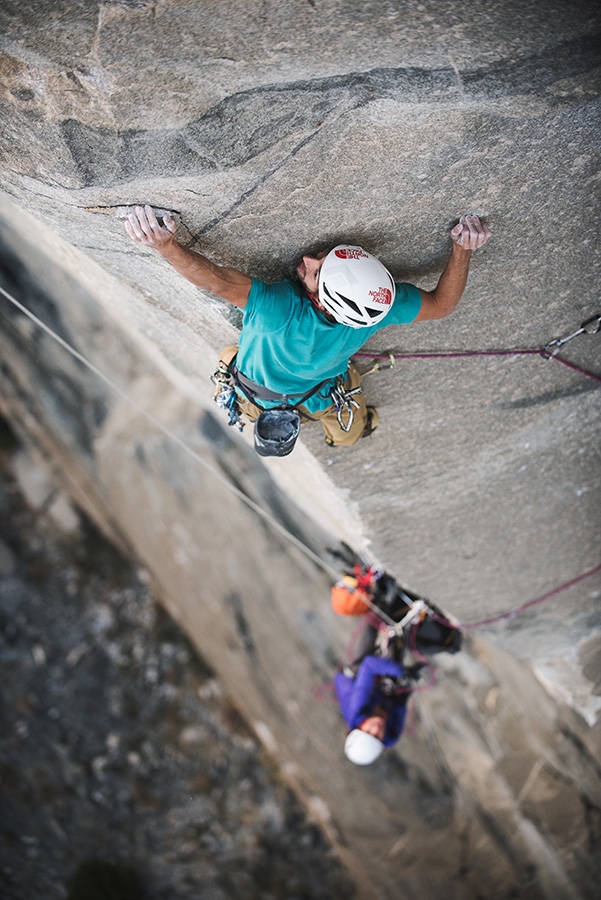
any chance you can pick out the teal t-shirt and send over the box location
[237,278,421,412]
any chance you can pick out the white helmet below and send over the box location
[318,245,396,328]
[344,729,384,765]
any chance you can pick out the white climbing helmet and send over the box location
[318,245,396,328]
[344,729,384,765]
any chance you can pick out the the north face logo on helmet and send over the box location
[368,287,393,305]
[335,248,369,260]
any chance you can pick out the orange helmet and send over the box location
[331,574,371,616]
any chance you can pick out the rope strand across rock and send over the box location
[354,312,601,383]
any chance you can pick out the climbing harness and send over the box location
[228,362,330,408]
[226,358,333,457]
[220,356,365,452]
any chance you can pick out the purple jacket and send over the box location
[334,655,407,748]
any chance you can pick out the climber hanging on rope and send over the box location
[335,652,418,766]
[331,550,462,765]
[125,206,491,456]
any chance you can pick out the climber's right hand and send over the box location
[125,204,177,249]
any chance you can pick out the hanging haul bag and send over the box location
[331,565,462,655]
[411,606,462,655]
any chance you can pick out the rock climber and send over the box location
[125,206,491,454]
[331,555,462,764]
[334,653,417,766]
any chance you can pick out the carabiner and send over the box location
[356,353,396,376]
[336,404,354,433]
[542,313,601,358]
[331,381,362,433]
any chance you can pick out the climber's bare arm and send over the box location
[416,214,491,321]
[125,205,251,309]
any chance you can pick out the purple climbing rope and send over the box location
[461,562,601,630]
[353,347,601,383]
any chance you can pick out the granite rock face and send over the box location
[1,2,601,898]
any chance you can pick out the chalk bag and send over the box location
[253,408,301,457]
